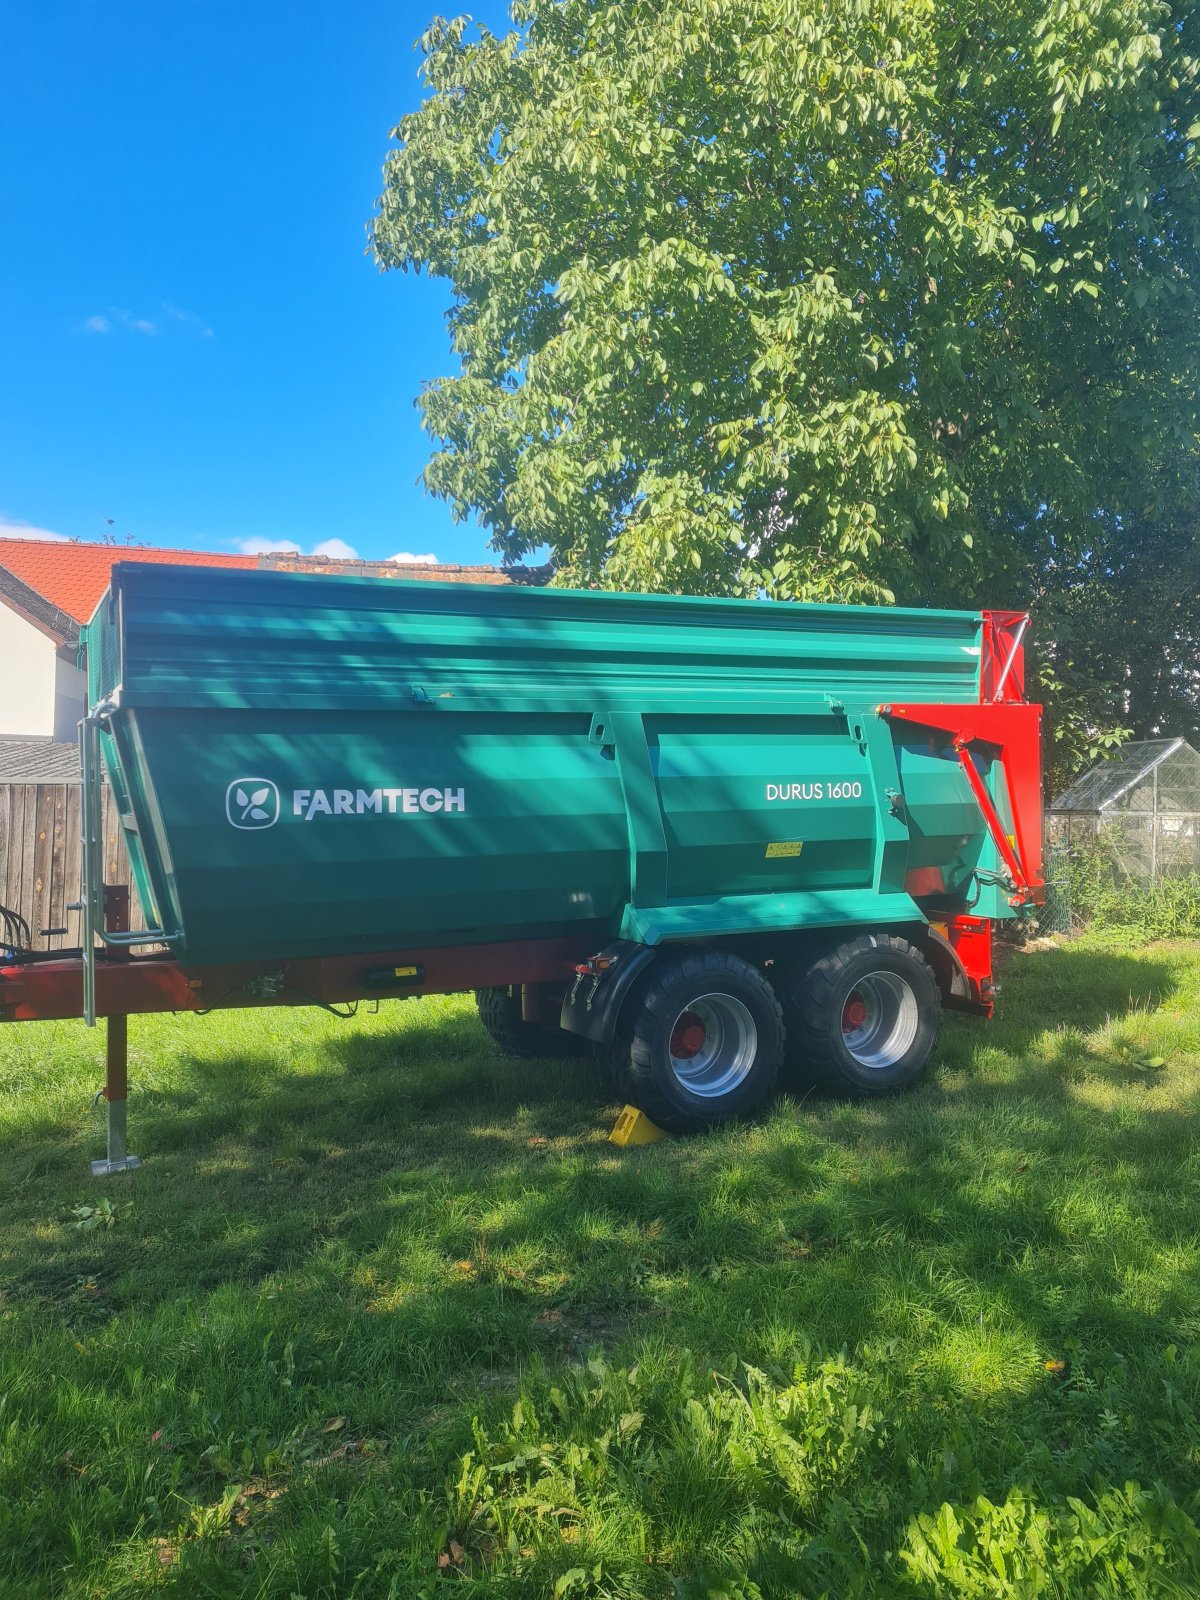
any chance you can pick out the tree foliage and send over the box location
[1032,488,1200,780]
[373,0,1200,775]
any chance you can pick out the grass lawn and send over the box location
[3,935,1200,1598]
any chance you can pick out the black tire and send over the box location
[592,1035,631,1101]
[611,950,784,1134]
[784,934,940,1096]
[474,987,588,1059]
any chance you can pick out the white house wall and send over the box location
[0,603,58,737]
[53,653,87,742]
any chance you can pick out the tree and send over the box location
[372,0,1200,765]
[1032,491,1200,788]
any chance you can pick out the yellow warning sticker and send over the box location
[765,841,804,859]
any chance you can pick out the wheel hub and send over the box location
[667,993,758,1098]
[839,971,920,1069]
[670,1013,707,1060]
[842,994,868,1031]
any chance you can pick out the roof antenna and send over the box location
[100,519,116,546]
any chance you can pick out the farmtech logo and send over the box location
[225,778,280,830]
[291,786,466,821]
[225,778,467,828]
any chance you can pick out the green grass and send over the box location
[3,938,1200,1598]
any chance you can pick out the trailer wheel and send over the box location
[785,934,940,1095]
[613,951,783,1133]
[592,1035,632,1100]
[474,987,587,1059]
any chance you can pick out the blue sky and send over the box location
[0,0,514,564]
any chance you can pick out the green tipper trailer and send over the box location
[0,564,1043,1166]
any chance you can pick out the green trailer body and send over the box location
[1,563,1042,1156]
[82,564,1028,969]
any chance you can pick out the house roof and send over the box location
[0,539,554,632]
[0,738,81,783]
[0,538,256,626]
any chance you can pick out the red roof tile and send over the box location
[0,539,256,624]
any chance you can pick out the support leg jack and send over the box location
[91,1011,140,1177]
[90,885,140,1176]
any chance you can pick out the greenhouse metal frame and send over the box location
[1049,738,1200,880]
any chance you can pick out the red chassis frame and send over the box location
[0,917,590,1025]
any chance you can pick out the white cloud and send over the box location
[312,538,359,560]
[80,304,214,338]
[0,516,69,543]
[236,537,301,555]
[80,308,157,336]
[163,303,214,338]
[390,551,439,565]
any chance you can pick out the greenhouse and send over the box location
[1049,738,1200,880]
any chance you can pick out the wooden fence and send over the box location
[0,783,146,952]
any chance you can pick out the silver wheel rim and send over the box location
[668,993,758,1098]
[840,972,919,1069]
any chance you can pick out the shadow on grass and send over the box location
[4,945,1200,1594]
[982,942,1178,1048]
[4,946,1195,1362]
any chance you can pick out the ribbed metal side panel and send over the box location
[101,565,983,712]
[87,589,123,705]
